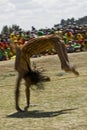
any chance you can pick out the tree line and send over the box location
[1,16,87,34]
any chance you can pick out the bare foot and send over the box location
[62,65,79,76]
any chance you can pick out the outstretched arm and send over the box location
[15,74,23,112]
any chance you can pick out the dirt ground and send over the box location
[0,52,87,130]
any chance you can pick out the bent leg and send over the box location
[54,40,69,68]
[60,40,69,62]
[54,40,79,75]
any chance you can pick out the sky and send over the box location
[0,0,87,31]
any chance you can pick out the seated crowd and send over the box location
[0,24,87,61]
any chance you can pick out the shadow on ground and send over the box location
[7,108,77,118]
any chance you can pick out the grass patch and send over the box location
[0,52,87,130]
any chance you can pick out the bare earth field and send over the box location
[0,52,87,130]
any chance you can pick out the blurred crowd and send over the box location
[0,24,87,61]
